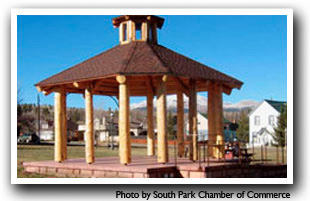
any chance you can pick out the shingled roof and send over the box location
[35,41,243,90]
[265,100,287,112]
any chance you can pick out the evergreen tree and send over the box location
[236,113,249,143]
[272,105,287,163]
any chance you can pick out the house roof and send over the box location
[265,100,287,113]
[248,99,287,117]
[35,41,243,91]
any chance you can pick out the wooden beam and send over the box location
[188,79,198,161]
[85,84,95,164]
[36,86,42,92]
[208,81,216,158]
[177,89,185,157]
[95,81,118,87]
[205,81,232,95]
[42,90,53,96]
[146,78,155,156]
[148,76,156,94]
[141,22,148,41]
[222,84,232,95]
[173,77,189,97]
[214,83,224,159]
[116,75,131,165]
[156,75,168,163]
[54,88,64,162]
[61,91,67,160]
[73,82,80,88]
[208,81,225,159]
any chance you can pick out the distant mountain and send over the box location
[131,94,259,113]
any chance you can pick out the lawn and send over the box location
[17,144,148,178]
[249,146,287,164]
[17,144,286,178]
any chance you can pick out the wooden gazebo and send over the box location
[35,15,243,165]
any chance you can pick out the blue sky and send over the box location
[17,15,287,109]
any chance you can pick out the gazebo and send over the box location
[35,15,243,165]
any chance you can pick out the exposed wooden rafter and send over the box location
[173,77,189,97]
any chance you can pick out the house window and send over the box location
[254,116,260,125]
[268,115,275,125]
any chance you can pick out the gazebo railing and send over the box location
[172,133,257,167]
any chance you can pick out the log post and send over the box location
[146,79,155,156]
[177,89,185,157]
[54,88,64,162]
[85,84,95,164]
[117,75,131,165]
[156,75,168,163]
[208,81,216,157]
[208,82,224,158]
[214,83,224,159]
[189,79,198,161]
[61,91,67,160]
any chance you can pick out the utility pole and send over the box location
[37,94,41,141]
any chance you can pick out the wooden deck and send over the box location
[23,156,287,178]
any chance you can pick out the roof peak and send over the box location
[265,99,286,112]
[265,99,287,104]
[112,15,164,29]
[112,15,164,45]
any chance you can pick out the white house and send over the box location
[186,112,208,141]
[78,116,144,142]
[78,117,118,142]
[38,119,78,141]
[249,100,286,147]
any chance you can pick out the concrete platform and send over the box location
[23,156,287,178]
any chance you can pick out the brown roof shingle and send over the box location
[36,41,243,89]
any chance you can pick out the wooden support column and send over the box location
[214,83,224,159]
[61,91,67,160]
[54,88,64,162]
[208,82,224,158]
[117,75,131,165]
[85,84,95,164]
[177,89,185,157]
[208,81,216,157]
[188,79,198,161]
[146,79,155,156]
[156,75,168,163]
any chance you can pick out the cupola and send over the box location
[112,15,164,44]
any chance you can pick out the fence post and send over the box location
[261,145,263,163]
[198,143,201,170]
[223,140,226,164]
[174,135,177,166]
[238,141,241,164]
[203,134,206,162]
[207,140,210,167]
[252,141,255,161]
[265,145,267,164]
[276,145,279,164]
